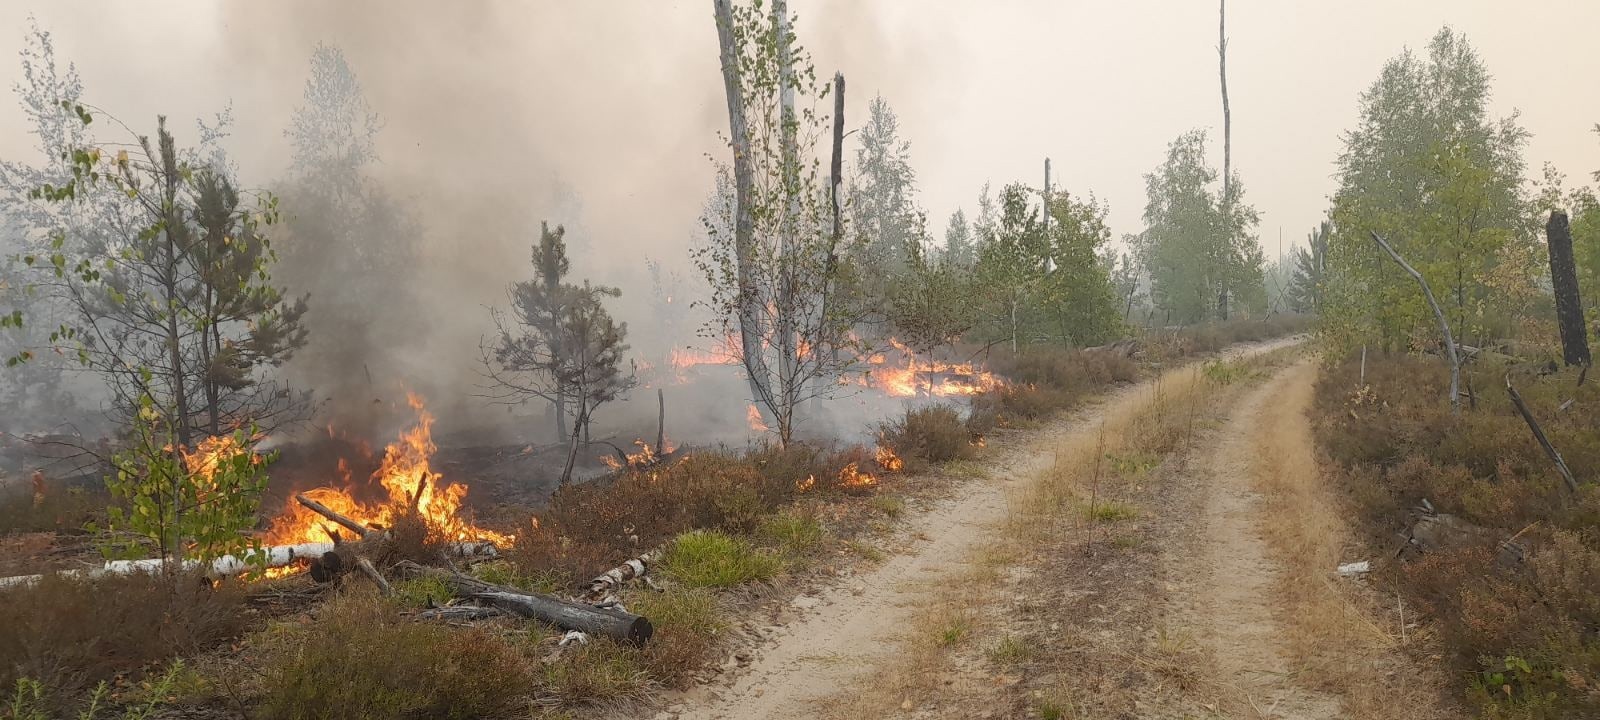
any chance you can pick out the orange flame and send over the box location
[795,474,816,492]
[747,404,769,433]
[875,445,904,473]
[859,338,1003,398]
[838,462,877,488]
[600,439,675,471]
[265,393,513,547]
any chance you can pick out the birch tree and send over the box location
[703,0,866,447]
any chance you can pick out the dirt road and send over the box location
[657,338,1306,720]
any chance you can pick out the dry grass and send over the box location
[1249,360,1442,719]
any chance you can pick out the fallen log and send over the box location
[0,541,334,588]
[583,547,660,601]
[472,591,652,645]
[395,561,652,644]
[417,605,507,621]
[296,493,371,538]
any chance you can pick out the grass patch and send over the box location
[942,459,990,479]
[757,509,825,556]
[538,638,652,706]
[868,495,905,518]
[253,589,532,720]
[391,576,453,609]
[987,635,1036,666]
[1082,500,1139,522]
[631,587,726,688]
[846,539,886,562]
[659,530,782,589]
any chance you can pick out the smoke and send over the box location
[205,2,734,445]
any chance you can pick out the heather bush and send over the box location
[1314,351,1600,717]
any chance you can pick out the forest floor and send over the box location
[652,341,1453,720]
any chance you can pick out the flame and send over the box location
[838,462,877,488]
[600,439,675,471]
[265,393,513,547]
[795,474,816,492]
[863,342,1002,398]
[875,445,904,473]
[262,562,308,579]
[747,404,770,433]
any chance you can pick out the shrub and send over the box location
[880,406,974,472]
[1313,350,1600,718]
[0,571,246,703]
[253,589,532,720]
[659,530,782,588]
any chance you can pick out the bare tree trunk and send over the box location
[773,0,799,428]
[559,405,584,485]
[1547,211,1591,368]
[713,0,775,422]
[1218,0,1231,202]
[1217,0,1232,323]
[1506,374,1579,494]
[1372,231,1460,415]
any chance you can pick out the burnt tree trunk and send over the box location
[1547,211,1591,368]
[396,561,652,644]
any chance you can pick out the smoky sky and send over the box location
[0,1,1597,440]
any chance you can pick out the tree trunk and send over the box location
[1506,374,1580,495]
[1218,0,1231,202]
[1372,231,1460,414]
[713,0,775,419]
[395,562,653,645]
[773,0,799,426]
[1547,211,1591,368]
[559,405,584,485]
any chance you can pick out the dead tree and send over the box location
[396,561,653,644]
[1546,211,1591,369]
[1506,375,1580,495]
[1217,0,1233,321]
[1372,232,1461,415]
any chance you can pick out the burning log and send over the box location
[295,492,372,538]
[395,561,653,644]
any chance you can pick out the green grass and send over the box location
[757,510,825,555]
[1082,500,1139,523]
[392,576,453,608]
[629,587,724,639]
[660,530,783,588]
[936,612,972,648]
[471,560,568,594]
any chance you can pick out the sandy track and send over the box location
[1187,358,1344,718]
[659,338,1302,720]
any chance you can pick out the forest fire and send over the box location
[600,439,676,470]
[875,445,904,473]
[264,394,512,547]
[861,339,1002,399]
[747,404,769,432]
[838,461,877,488]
